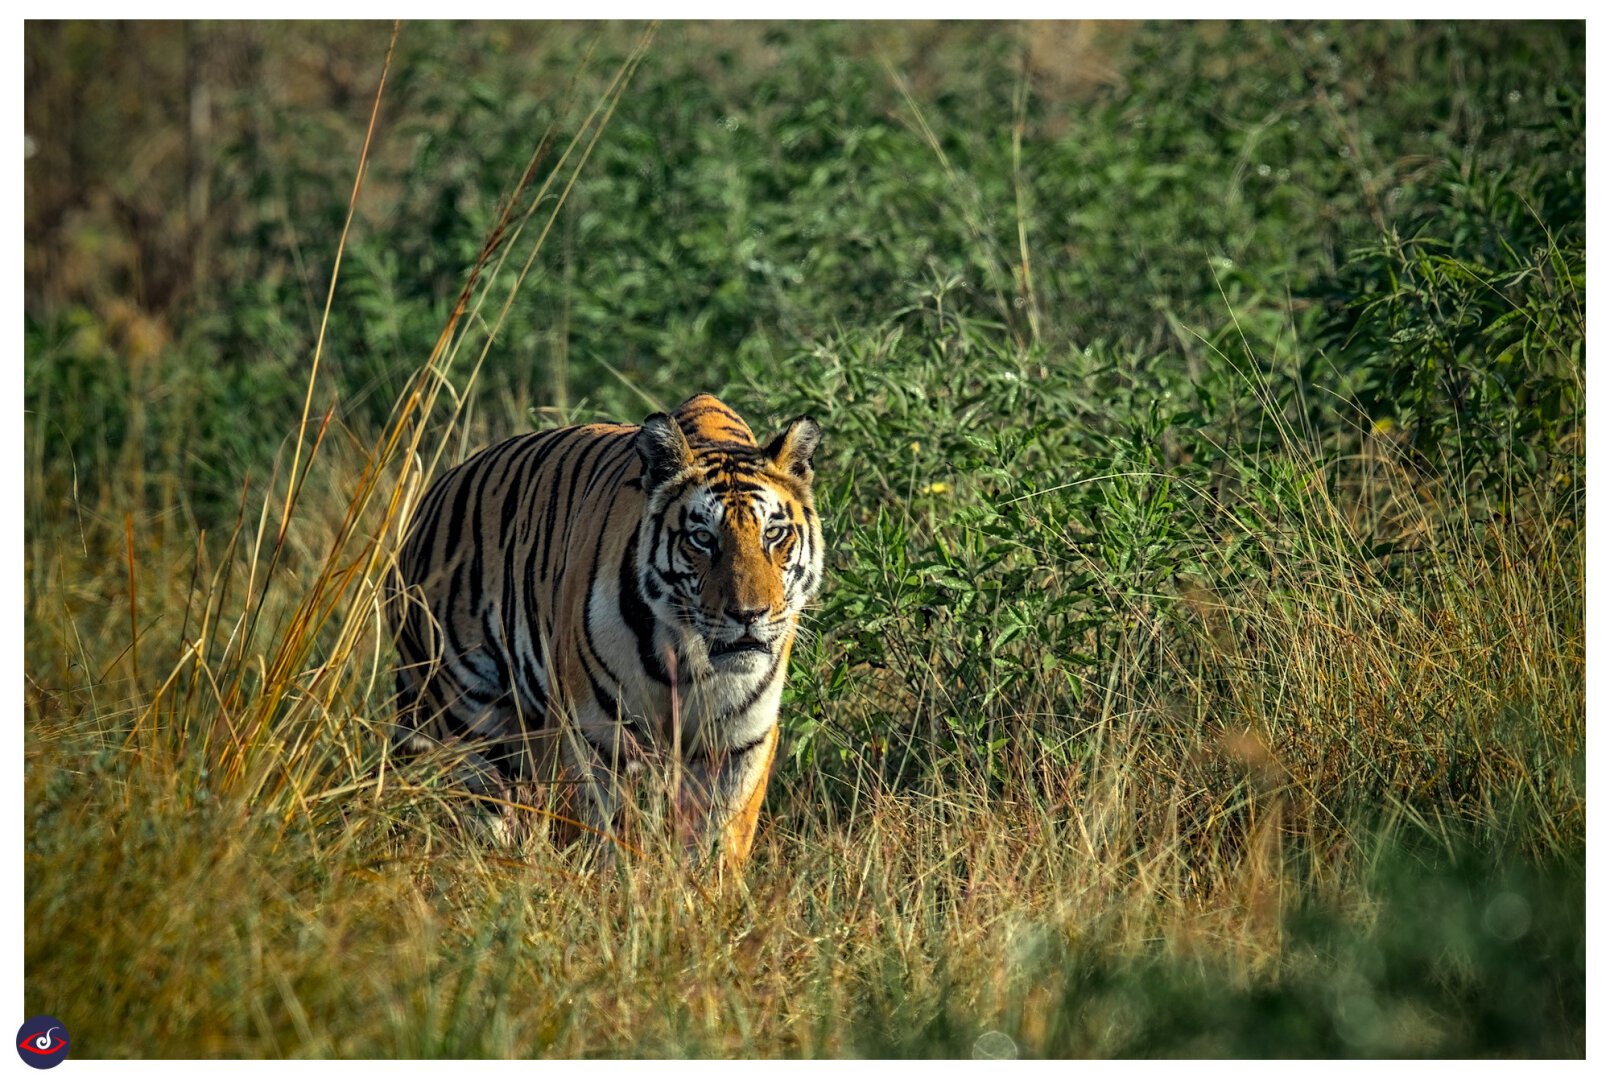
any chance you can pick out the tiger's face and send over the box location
[636,411,824,671]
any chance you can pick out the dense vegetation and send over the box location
[25,21,1583,1057]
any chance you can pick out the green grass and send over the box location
[24,20,1584,1057]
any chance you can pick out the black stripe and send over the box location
[577,487,636,695]
[525,437,577,625]
[407,464,460,577]
[442,458,483,596]
[728,729,772,757]
[550,433,612,587]
[702,450,767,469]
[442,677,501,714]
[583,662,623,730]
[656,566,694,590]
[694,727,772,764]
[499,430,563,537]
[653,470,704,511]
[523,538,548,665]
[732,653,785,714]
[511,653,549,722]
[565,434,612,523]
[533,430,582,581]
[459,447,510,573]
[479,605,515,702]
[618,532,670,684]
[579,433,637,502]
[499,433,571,705]
[564,434,644,725]
[676,403,746,427]
[707,477,767,495]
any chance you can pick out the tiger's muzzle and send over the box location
[705,611,787,661]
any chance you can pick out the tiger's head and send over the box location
[635,398,824,672]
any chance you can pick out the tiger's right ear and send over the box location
[636,413,694,490]
[764,415,821,483]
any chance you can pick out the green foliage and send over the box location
[1317,98,1585,486]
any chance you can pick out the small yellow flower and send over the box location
[925,482,949,495]
[910,441,922,454]
[1371,417,1395,434]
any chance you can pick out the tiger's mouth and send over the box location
[708,634,771,659]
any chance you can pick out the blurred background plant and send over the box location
[24,20,1582,1058]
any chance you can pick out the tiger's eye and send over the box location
[689,528,717,550]
[765,525,788,544]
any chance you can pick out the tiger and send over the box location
[387,393,824,869]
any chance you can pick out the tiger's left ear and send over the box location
[637,412,695,490]
[764,416,821,482]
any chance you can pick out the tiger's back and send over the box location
[388,394,823,866]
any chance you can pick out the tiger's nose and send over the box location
[725,604,768,627]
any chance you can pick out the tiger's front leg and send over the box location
[556,724,638,865]
[676,724,781,871]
